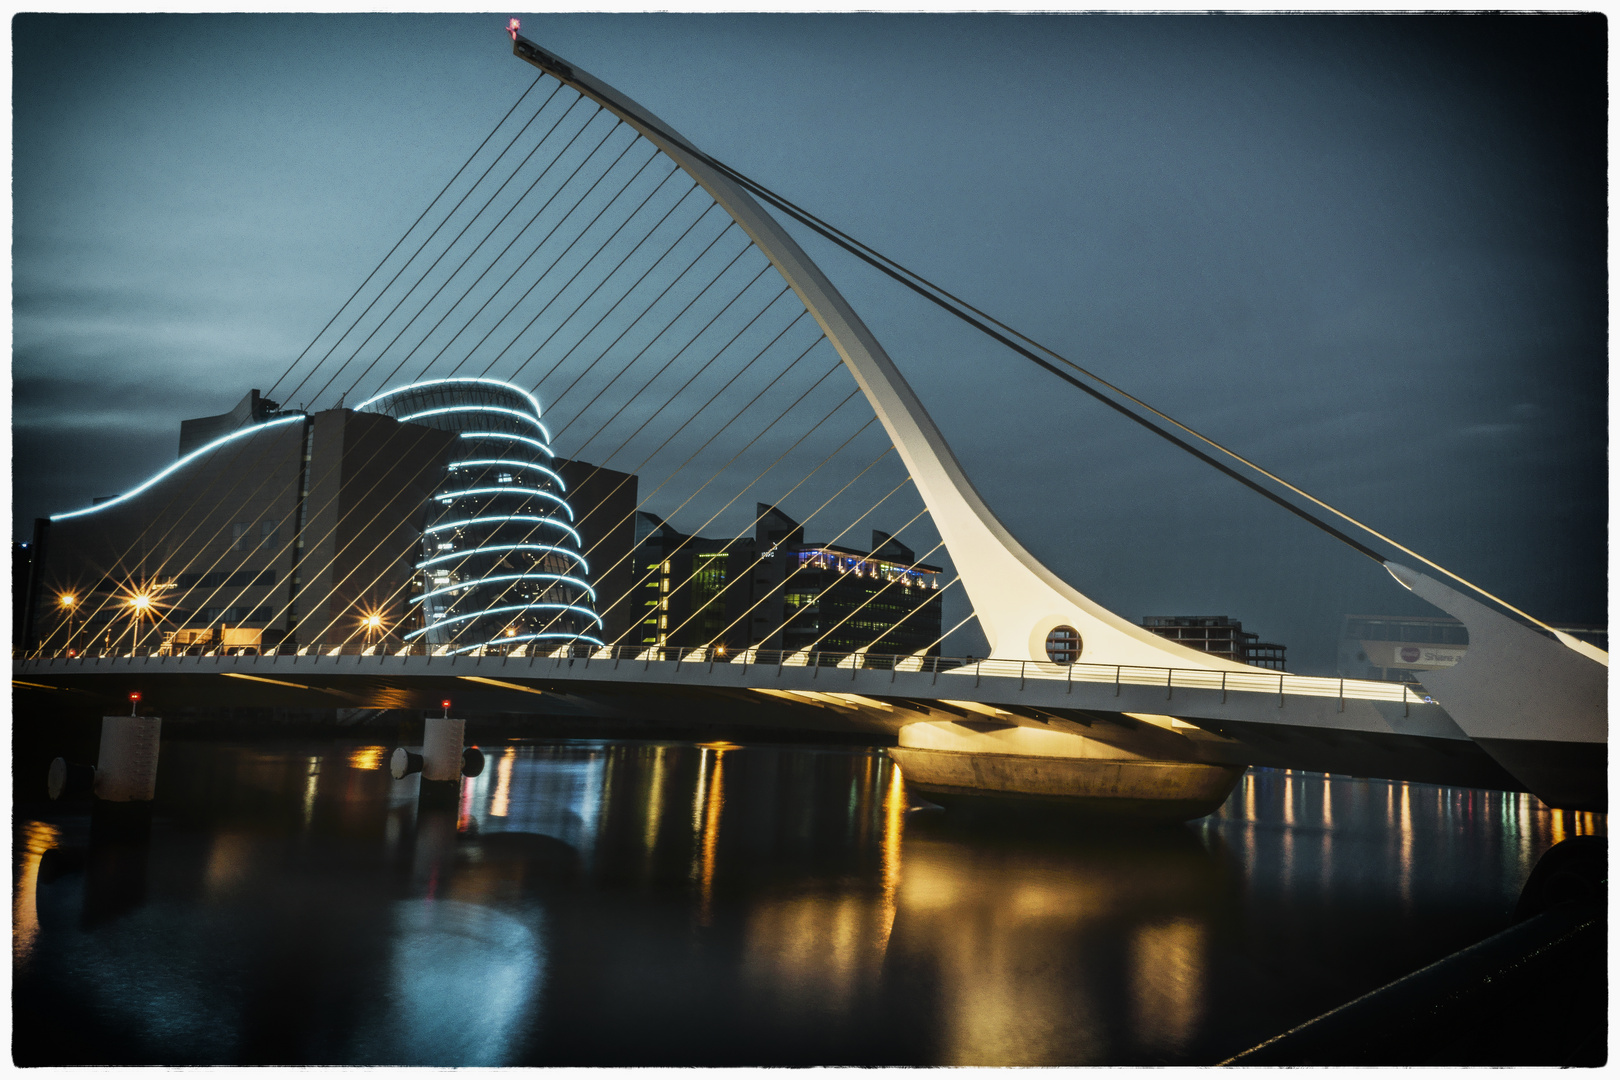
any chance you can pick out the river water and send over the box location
[11,735,1603,1065]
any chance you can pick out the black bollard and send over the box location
[47,758,97,801]
[390,747,424,780]
[462,745,486,777]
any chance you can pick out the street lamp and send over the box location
[57,593,78,657]
[360,611,385,649]
[127,592,155,653]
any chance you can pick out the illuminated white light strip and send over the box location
[354,376,544,419]
[415,544,589,572]
[436,487,575,520]
[423,515,583,545]
[457,431,554,457]
[412,573,597,604]
[396,405,552,443]
[404,603,604,639]
[449,460,568,491]
[450,632,606,656]
[50,415,307,522]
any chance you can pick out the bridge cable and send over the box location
[700,474,915,653]
[657,438,892,647]
[275,83,584,410]
[680,146,1572,634]
[261,72,550,406]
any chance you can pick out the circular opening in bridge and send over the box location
[1045,626,1081,665]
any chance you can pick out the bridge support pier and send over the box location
[889,721,1243,823]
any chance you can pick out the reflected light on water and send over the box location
[301,756,322,829]
[347,745,386,771]
[490,747,515,818]
[364,899,544,1066]
[698,749,727,925]
[643,745,667,855]
[1129,918,1206,1056]
[204,832,254,897]
[15,742,1610,1067]
[13,821,60,964]
[876,758,905,952]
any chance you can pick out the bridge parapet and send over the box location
[17,643,1428,708]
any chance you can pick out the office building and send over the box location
[1141,615,1287,670]
[631,504,943,658]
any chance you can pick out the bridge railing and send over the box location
[17,641,1431,706]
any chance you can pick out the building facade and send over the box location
[25,378,630,657]
[630,504,943,658]
[1141,615,1287,670]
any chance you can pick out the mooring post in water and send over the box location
[89,692,162,802]
[422,698,465,782]
[391,699,482,783]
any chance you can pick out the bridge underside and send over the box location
[17,654,1578,807]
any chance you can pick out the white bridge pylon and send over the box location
[513,37,1252,672]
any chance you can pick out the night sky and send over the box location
[12,14,1607,672]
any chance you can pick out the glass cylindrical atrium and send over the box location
[357,377,602,654]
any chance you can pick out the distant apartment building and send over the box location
[631,504,943,658]
[1141,615,1287,670]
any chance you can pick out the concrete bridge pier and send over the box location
[889,721,1244,823]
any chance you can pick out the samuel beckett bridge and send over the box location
[15,30,1605,818]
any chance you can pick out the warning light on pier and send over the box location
[507,18,520,41]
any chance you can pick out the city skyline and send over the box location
[13,13,1606,673]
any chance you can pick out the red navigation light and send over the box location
[129,692,141,703]
[129,690,142,716]
[507,18,520,41]
[441,699,451,708]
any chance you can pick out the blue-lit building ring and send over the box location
[358,377,602,653]
[413,573,598,605]
[449,460,569,490]
[457,431,555,457]
[396,405,554,444]
[404,603,604,640]
[450,632,605,656]
[416,544,589,574]
[434,487,576,519]
[49,414,308,523]
[423,515,584,546]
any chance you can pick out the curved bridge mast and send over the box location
[512,35,1249,672]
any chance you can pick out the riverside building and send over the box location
[1141,615,1288,671]
[630,504,943,659]
[23,379,632,657]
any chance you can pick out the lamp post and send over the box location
[127,593,154,654]
[362,611,385,651]
[57,593,77,657]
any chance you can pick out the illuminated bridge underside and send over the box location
[14,651,1599,810]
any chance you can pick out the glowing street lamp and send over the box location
[360,611,386,647]
[126,592,156,652]
[57,593,78,656]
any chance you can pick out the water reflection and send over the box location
[13,741,1604,1066]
